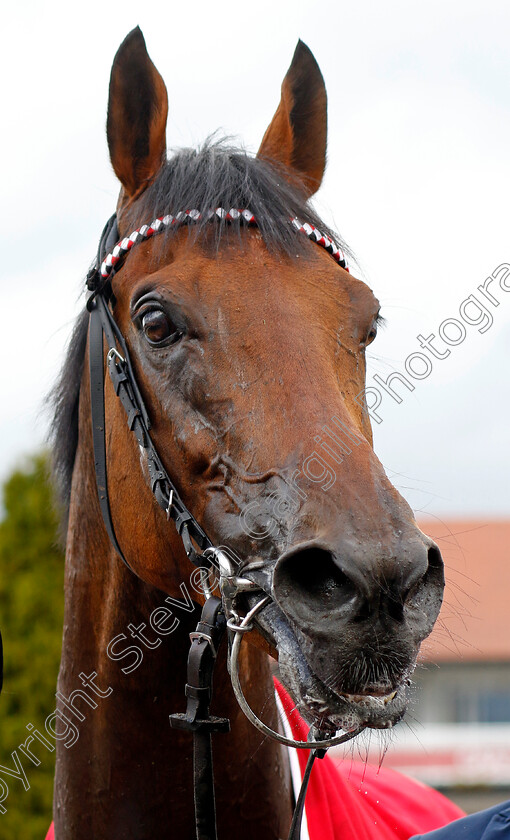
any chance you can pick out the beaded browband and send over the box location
[98,207,348,280]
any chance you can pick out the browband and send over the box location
[95,207,348,284]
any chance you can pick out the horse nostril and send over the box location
[405,545,444,602]
[381,545,444,624]
[427,544,444,574]
[274,547,358,614]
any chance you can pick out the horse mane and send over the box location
[49,307,89,532]
[49,138,349,526]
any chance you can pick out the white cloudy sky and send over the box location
[1,0,508,517]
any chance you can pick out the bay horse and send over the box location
[50,27,445,839]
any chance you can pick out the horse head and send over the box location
[97,27,444,737]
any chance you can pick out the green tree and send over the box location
[0,453,64,839]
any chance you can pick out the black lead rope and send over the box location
[288,747,327,840]
[86,213,330,840]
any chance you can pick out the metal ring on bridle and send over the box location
[199,564,219,600]
[229,597,365,750]
[106,346,125,365]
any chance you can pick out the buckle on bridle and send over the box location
[189,630,218,659]
[165,488,174,519]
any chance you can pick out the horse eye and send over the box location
[141,310,179,346]
[363,315,382,347]
[366,325,378,345]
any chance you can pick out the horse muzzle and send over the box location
[233,534,444,731]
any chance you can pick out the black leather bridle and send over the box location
[85,213,361,840]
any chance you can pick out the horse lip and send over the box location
[246,592,410,729]
[338,689,398,706]
[301,669,408,731]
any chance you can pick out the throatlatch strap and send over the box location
[89,302,135,573]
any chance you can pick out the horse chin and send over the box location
[250,600,412,733]
[278,649,410,733]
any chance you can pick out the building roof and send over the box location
[416,519,510,662]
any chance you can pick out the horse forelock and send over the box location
[122,138,349,258]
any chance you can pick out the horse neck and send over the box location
[54,370,292,839]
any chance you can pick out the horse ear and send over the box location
[258,40,327,197]
[107,27,168,202]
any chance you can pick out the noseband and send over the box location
[86,210,361,840]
